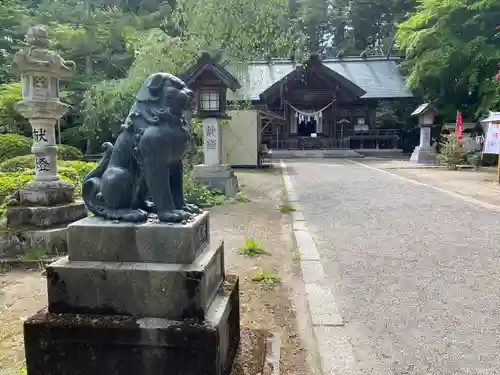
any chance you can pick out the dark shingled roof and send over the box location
[411,103,437,116]
[181,52,241,92]
[226,56,413,101]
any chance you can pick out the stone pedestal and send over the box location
[410,125,436,164]
[194,164,239,197]
[196,118,239,197]
[6,180,87,228]
[409,146,436,163]
[23,211,240,375]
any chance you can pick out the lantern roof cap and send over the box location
[12,25,76,77]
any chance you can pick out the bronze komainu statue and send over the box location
[83,72,201,223]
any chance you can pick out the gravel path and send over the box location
[287,159,500,375]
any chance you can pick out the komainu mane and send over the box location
[82,72,201,223]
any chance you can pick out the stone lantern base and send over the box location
[5,179,87,228]
[19,180,74,206]
[409,146,437,164]
[194,164,239,197]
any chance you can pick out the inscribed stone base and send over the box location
[194,164,239,197]
[24,276,240,375]
[67,211,209,264]
[6,202,87,228]
[47,241,224,320]
[410,146,437,164]
[19,180,75,206]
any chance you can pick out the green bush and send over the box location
[0,154,34,172]
[58,166,80,182]
[57,144,83,160]
[61,126,87,151]
[61,160,96,179]
[0,133,32,162]
[0,155,94,175]
[436,133,469,170]
[183,172,226,207]
[0,172,32,203]
[0,158,96,202]
[0,83,31,136]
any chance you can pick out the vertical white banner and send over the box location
[483,122,500,154]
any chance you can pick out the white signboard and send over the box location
[483,122,500,154]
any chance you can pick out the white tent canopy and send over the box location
[480,111,500,123]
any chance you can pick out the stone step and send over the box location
[67,211,209,264]
[47,240,224,320]
[270,149,364,159]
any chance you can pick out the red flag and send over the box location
[456,111,463,140]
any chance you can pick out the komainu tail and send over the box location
[82,142,113,217]
[83,142,114,182]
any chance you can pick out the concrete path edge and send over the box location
[280,160,359,375]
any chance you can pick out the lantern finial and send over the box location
[12,25,76,77]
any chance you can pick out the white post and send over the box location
[202,118,221,165]
[420,126,431,148]
[31,118,59,181]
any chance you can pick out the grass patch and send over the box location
[280,175,288,200]
[278,173,296,213]
[279,202,296,213]
[235,191,251,202]
[17,364,27,375]
[237,236,267,256]
[17,247,52,261]
[293,250,301,261]
[251,269,280,289]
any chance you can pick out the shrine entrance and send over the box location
[298,117,317,137]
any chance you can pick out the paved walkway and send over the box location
[286,159,500,375]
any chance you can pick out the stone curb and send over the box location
[280,159,358,375]
[0,256,60,272]
[263,333,281,375]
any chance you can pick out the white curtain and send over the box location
[288,101,334,135]
[290,113,297,134]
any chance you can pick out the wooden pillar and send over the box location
[332,101,336,141]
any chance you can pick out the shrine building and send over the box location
[182,53,413,167]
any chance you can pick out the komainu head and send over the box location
[135,72,193,117]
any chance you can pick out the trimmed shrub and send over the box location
[58,166,80,182]
[0,172,32,203]
[61,160,96,179]
[0,154,34,172]
[0,158,96,202]
[0,133,32,162]
[0,156,95,177]
[57,144,83,160]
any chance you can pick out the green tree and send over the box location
[82,29,200,146]
[396,0,500,121]
[0,0,34,83]
[174,0,304,60]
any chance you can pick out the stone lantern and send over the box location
[7,25,86,227]
[181,52,241,196]
[410,102,438,163]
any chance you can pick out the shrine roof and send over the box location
[226,56,413,101]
